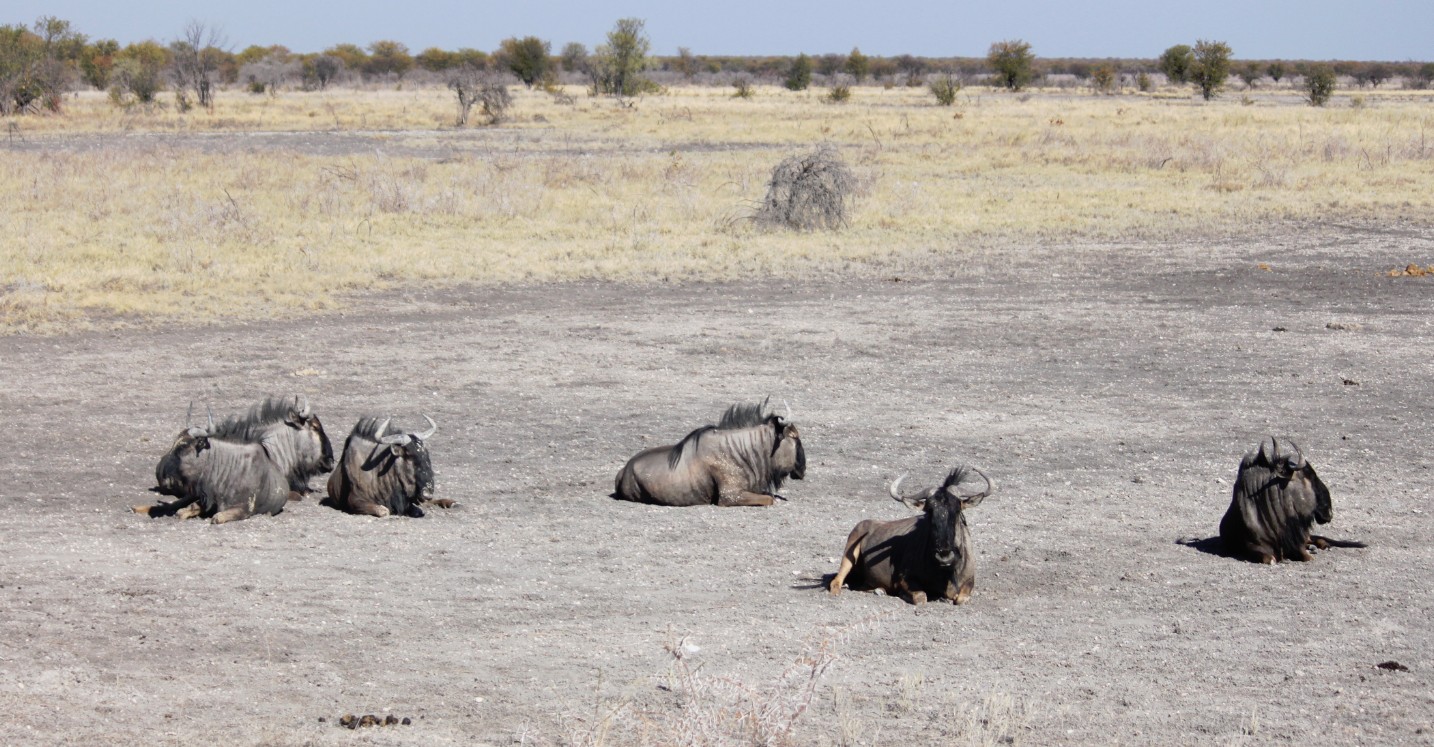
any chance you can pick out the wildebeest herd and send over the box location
[133,396,1366,604]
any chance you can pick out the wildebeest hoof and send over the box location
[429,498,456,509]
[131,505,152,516]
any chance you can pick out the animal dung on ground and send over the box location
[1376,660,1410,672]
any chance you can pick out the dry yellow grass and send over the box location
[3,83,1433,332]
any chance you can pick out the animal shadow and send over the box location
[1176,536,1233,558]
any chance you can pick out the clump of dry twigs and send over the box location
[754,145,856,231]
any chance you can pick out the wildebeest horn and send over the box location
[296,394,311,418]
[889,474,939,506]
[962,468,996,499]
[185,401,194,426]
[783,399,792,421]
[206,404,215,431]
[1286,439,1306,468]
[416,414,437,440]
[373,417,392,440]
[186,426,207,439]
[380,432,412,446]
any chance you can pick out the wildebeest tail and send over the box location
[1310,534,1368,548]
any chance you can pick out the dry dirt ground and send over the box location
[2,227,1432,746]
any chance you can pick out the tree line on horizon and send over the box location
[4,14,1432,116]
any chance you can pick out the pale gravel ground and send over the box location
[1,226,1432,745]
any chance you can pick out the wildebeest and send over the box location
[154,396,334,500]
[133,425,291,524]
[326,415,448,518]
[829,467,994,605]
[612,399,805,507]
[1219,437,1366,563]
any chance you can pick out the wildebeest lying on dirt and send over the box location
[154,396,334,500]
[612,399,805,507]
[133,425,292,524]
[1219,437,1366,563]
[326,415,450,517]
[829,466,994,605]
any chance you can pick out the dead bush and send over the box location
[754,146,855,231]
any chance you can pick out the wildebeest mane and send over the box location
[208,397,296,441]
[667,425,717,468]
[718,399,773,430]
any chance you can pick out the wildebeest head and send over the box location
[1254,436,1332,524]
[361,415,437,502]
[284,395,335,474]
[770,414,806,483]
[155,404,215,495]
[889,467,993,568]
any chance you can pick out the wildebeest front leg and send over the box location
[132,493,199,518]
[829,537,863,595]
[210,507,250,524]
[426,498,456,509]
[902,589,928,606]
[718,490,775,507]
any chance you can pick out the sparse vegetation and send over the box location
[731,76,753,98]
[447,64,510,125]
[5,65,1434,330]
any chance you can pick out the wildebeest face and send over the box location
[287,409,335,473]
[362,437,435,501]
[1258,437,1331,524]
[904,488,982,568]
[772,420,805,480]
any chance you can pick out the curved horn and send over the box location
[186,426,207,439]
[888,474,908,502]
[962,467,996,499]
[186,401,194,427]
[373,417,391,440]
[380,432,412,446]
[1286,439,1306,468]
[416,414,437,440]
[206,404,215,431]
[783,399,792,422]
[889,474,939,506]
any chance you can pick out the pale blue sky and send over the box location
[8,0,1430,60]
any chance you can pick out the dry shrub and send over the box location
[754,146,856,231]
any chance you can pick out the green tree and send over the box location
[324,43,369,72]
[498,36,551,87]
[1305,64,1335,106]
[80,38,119,89]
[987,39,1034,91]
[1091,64,1116,94]
[1266,61,1286,83]
[559,42,587,73]
[416,47,458,72]
[1237,61,1261,89]
[673,46,697,80]
[1189,39,1231,100]
[0,16,85,113]
[110,40,169,105]
[784,53,812,91]
[845,47,869,82]
[1159,44,1193,84]
[591,17,652,97]
[365,40,412,78]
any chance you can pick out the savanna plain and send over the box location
[2,83,1433,745]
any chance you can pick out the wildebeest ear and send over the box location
[958,491,986,509]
